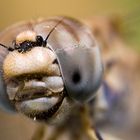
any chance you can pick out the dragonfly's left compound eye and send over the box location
[56,46,103,102]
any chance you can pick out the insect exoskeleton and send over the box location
[0,16,103,123]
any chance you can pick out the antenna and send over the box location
[43,17,65,47]
[0,43,14,51]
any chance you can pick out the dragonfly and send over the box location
[0,16,103,140]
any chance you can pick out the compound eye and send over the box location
[36,35,44,46]
[56,47,103,102]
[0,73,15,113]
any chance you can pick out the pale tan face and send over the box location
[2,31,72,123]
[0,17,102,124]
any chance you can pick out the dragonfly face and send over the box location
[0,17,103,123]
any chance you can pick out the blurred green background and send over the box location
[0,0,140,50]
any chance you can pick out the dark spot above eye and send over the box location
[72,71,81,84]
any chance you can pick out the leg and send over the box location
[80,105,103,140]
